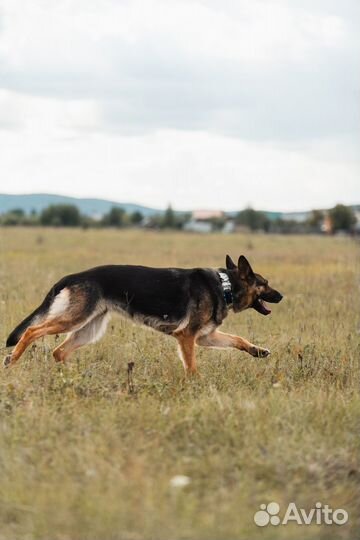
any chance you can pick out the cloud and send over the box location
[1,126,359,211]
[0,0,359,140]
[0,89,101,136]
[0,0,359,210]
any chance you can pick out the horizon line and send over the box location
[1,191,359,215]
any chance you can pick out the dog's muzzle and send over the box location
[253,289,283,315]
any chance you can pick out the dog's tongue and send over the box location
[260,300,272,315]
[254,298,272,316]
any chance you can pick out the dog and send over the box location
[4,255,282,372]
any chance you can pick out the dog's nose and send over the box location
[278,293,283,302]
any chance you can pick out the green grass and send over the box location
[0,228,359,540]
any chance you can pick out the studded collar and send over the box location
[217,271,233,308]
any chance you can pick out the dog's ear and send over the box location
[226,255,237,270]
[238,255,254,280]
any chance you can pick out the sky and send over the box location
[0,0,359,211]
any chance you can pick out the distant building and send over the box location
[222,221,235,233]
[281,211,309,223]
[183,220,213,233]
[354,210,360,233]
[321,214,332,234]
[183,209,231,233]
[191,210,225,221]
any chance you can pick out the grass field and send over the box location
[0,228,359,540]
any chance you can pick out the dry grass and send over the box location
[0,227,359,540]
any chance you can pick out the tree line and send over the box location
[235,205,356,234]
[0,203,357,234]
[0,204,187,229]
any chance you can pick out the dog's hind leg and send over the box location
[4,284,103,368]
[53,311,110,363]
[4,319,76,367]
[196,331,270,358]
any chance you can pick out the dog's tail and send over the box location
[6,296,52,347]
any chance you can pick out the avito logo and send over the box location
[254,501,348,527]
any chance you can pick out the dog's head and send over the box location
[225,254,283,315]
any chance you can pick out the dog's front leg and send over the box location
[175,331,197,373]
[197,330,270,358]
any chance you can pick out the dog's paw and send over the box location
[3,355,12,368]
[250,346,270,358]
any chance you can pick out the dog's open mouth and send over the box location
[252,298,272,316]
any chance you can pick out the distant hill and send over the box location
[0,193,161,217]
[0,193,359,221]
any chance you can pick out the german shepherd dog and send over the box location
[4,255,282,373]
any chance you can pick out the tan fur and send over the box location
[5,286,105,366]
[6,319,73,366]
[175,331,197,373]
[196,330,270,357]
